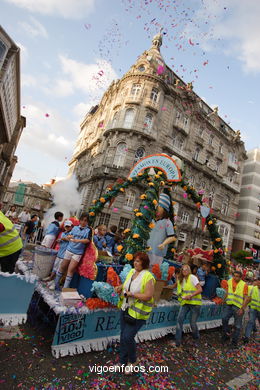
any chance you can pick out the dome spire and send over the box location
[152,27,163,51]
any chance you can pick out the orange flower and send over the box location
[100,197,106,203]
[155,174,160,179]
[217,263,222,268]
[171,248,176,253]
[135,212,143,217]
[120,188,125,192]
[128,178,133,182]
[208,220,213,225]
[149,222,155,229]
[196,202,201,207]
[124,228,130,234]
[137,172,143,176]
[153,199,158,206]
[148,182,154,187]
[117,245,123,252]
[160,181,165,186]
[214,249,219,253]
[215,238,221,242]
[125,253,133,261]
[172,201,176,205]
[89,211,95,216]
[140,194,147,200]
[157,171,163,175]
[183,186,187,191]
[134,209,139,213]
[133,234,140,239]
[92,199,97,204]
[211,266,216,271]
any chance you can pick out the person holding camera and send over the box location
[115,252,155,373]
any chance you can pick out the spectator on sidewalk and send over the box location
[22,214,38,249]
[5,206,17,223]
[18,208,31,224]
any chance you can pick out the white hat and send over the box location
[64,220,73,227]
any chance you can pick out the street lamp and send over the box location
[191,212,201,249]
[98,166,110,199]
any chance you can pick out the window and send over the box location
[183,116,189,128]
[221,195,230,216]
[216,159,221,171]
[254,231,260,239]
[119,217,130,230]
[0,40,7,62]
[112,112,118,128]
[124,190,135,209]
[209,188,215,208]
[172,131,177,145]
[200,181,206,189]
[229,152,237,164]
[150,87,159,103]
[219,143,223,154]
[131,83,141,97]
[81,185,91,204]
[189,175,195,185]
[208,134,214,145]
[134,147,145,164]
[193,146,201,161]
[181,212,189,224]
[98,212,111,227]
[176,136,184,150]
[143,113,153,132]
[176,111,181,121]
[123,108,135,129]
[113,142,127,167]
[198,126,204,137]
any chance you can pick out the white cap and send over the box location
[64,220,73,227]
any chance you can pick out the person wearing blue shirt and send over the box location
[43,220,73,288]
[105,225,117,254]
[55,213,91,290]
[93,224,107,250]
[147,191,176,267]
[41,211,64,248]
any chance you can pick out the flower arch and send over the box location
[88,155,227,278]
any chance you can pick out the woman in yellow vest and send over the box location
[115,252,155,373]
[0,211,23,273]
[222,270,249,347]
[174,264,202,347]
[244,277,260,343]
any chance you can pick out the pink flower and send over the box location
[183,193,188,199]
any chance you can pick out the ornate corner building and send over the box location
[0,26,26,200]
[69,32,247,252]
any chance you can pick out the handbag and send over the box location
[123,275,137,325]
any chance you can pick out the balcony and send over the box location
[143,98,159,113]
[125,95,142,105]
[228,159,238,170]
[173,121,190,136]
[223,177,240,193]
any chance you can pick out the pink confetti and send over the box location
[198,189,205,195]
[144,205,149,209]
[113,208,118,212]
[188,38,195,46]
[45,113,50,117]
[161,107,167,111]
[183,193,188,199]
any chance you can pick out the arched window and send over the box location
[172,131,177,146]
[150,87,159,103]
[125,190,136,209]
[112,112,118,128]
[209,187,215,208]
[208,134,214,145]
[221,195,230,216]
[113,142,127,167]
[143,113,153,132]
[123,108,135,129]
[176,136,184,150]
[194,146,201,161]
[131,83,141,97]
[134,147,145,164]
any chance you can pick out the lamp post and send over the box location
[191,212,201,249]
[98,166,110,199]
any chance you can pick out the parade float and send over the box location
[1,154,230,357]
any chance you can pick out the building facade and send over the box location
[233,149,260,258]
[2,181,52,218]
[69,32,247,251]
[0,26,26,200]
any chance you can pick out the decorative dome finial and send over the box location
[152,27,163,50]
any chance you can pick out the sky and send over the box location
[1,0,260,185]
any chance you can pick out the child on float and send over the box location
[43,220,73,288]
[55,213,92,290]
[93,224,107,250]
[147,189,176,267]
[197,262,210,287]
[41,211,64,248]
[105,225,117,254]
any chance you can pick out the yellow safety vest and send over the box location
[176,279,182,302]
[226,279,246,308]
[177,275,202,306]
[118,269,155,320]
[0,211,23,257]
[249,285,260,312]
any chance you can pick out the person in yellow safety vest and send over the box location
[115,252,155,375]
[0,211,23,273]
[173,264,202,348]
[222,270,249,348]
[243,277,260,343]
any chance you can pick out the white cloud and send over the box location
[12,165,40,183]
[5,0,95,19]
[195,0,260,73]
[22,74,37,87]
[73,102,92,118]
[17,42,28,66]
[48,79,74,97]
[19,16,48,38]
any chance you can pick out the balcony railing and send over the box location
[228,160,238,170]
[223,177,240,193]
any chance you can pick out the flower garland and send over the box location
[106,267,120,287]
[85,298,112,310]
[119,264,132,284]
[91,282,119,306]
[152,263,176,281]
